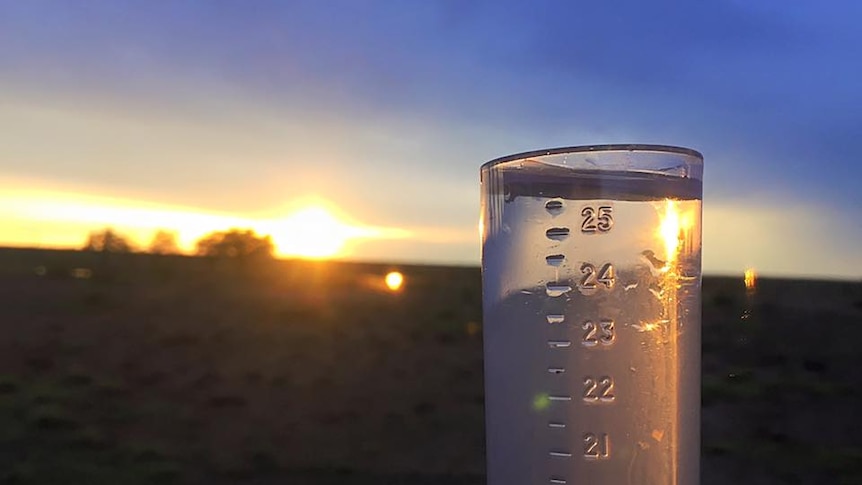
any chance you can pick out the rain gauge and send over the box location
[481,145,702,485]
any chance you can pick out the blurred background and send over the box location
[1,0,861,278]
[0,1,860,484]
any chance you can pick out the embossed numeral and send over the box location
[581,206,613,233]
[597,263,615,289]
[581,320,615,347]
[579,263,597,290]
[598,320,615,345]
[583,433,610,459]
[582,376,615,402]
[582,321,598,346]
[579,263,615,291]
[596,206,613,232]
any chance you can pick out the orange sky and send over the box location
[0,177,474,262]
[2,175,860,279]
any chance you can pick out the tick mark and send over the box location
[545,199,564,215]
[546,283,572,297]
[545,227,570,241]
[546,254,565,266]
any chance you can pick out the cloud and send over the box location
[0,1,859,275]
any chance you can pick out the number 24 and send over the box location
[579,263,615,290]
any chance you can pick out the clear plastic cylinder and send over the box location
[481,145,703,485]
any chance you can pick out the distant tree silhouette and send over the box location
[83,228,134,253]
[149,230,180,254]
[195,229,274,260]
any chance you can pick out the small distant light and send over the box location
[744,268,757,291]
[385,271,404,291]
[71,268,93,279]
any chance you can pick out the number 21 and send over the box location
[583,433,610,459]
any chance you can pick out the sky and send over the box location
[0,0,860,279]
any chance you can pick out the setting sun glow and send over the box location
[385,271,404,291]
[263,206,375,259]
[0,181,411,260]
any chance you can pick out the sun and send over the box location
[264,205,370,259]
[384,271,404,291]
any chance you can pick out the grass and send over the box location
[0,373,184,485]
[0,248,859,484]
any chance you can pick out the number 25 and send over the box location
[581,206,613,233]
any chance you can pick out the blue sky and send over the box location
[0,1,860,278]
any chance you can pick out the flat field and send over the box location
[0,248,859,484]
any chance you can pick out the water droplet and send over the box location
[545,227,570,241]
[624,282,639,291]
[546,314,565,324]
[545,199,564,215]
[546,254,565,266]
